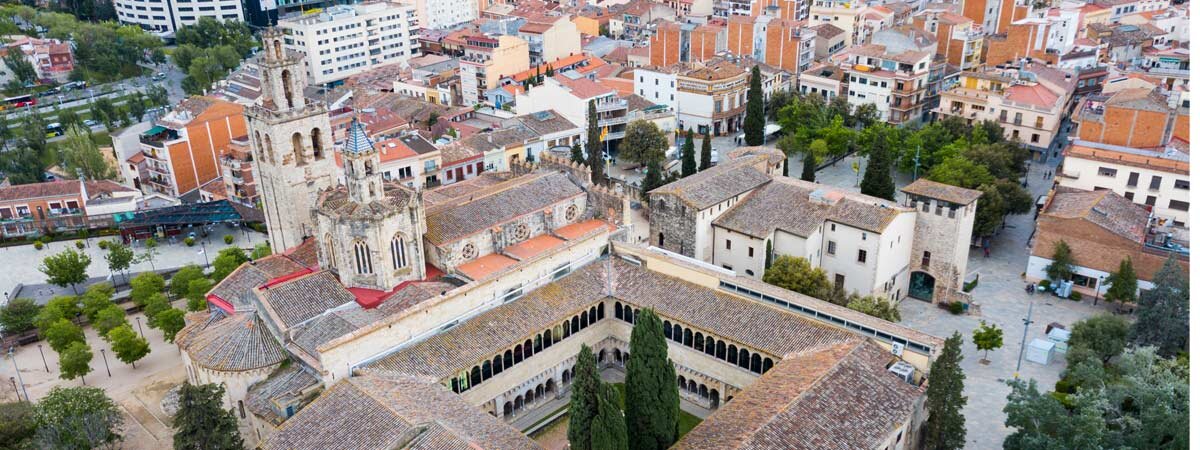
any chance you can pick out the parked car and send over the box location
[83,119,99,128]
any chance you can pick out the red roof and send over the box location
[553,75,615,100]
[1006,84,1059,108]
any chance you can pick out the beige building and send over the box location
[1058,139,1190,226]
[809,0,870,45]
[518,15,582,64]
[459,34,531,105]
[840,44,934,124]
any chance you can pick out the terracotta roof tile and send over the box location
[425,172,585,246]
[901,178,983,205]
[176,312,287,372]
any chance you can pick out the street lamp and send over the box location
[100,349,111,377]
[135,316,145,339]
[7,346,29,402]
[1014,301,1034,378]
[198,239,210,268]
[37,344,48,372]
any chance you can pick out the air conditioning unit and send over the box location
[888,361,915,384]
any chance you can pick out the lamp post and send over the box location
[7,346,29,402]
[135,316,145,339]
[37,344,48,372]
[100,349,111,377]
[1014,301,1034,378]
[199,239,209,268]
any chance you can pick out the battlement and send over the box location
[512,154,594,189]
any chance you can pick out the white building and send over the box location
[115,0,243,35]
[279,2,419,85]
[1058,139,1191,227]
[514,75,629,148]
[398,0,478,29]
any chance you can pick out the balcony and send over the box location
[48,207,82,217]
[595,98,627,112]
[139,125,181,148]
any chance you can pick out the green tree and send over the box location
[568,345,601,450]
[851,103,878,128]
[0,400,37,450]
[1044,240,1076,283]
[743,66,764,146]
[104,241,134,287]
[625,308,678,450]
[142,293,170,329]
[92,304,127,337]
[34,386,123,449]
[1002,379,1105,450]
[1067,314,1128,364]
[3,50,36,86]
[679,129,696,177]
[0,298,40,334]
[698,132,712,171]
[927,156,994,189]
[923,332,967,450]
[762,256,834,304]
[79,283,115,323]
[801,150,816,182]
[591,383,628,450]
[972,321,1003,363]
[1,113,49,185]
[806,138,829,163]
[44,318,85,353]
[211,246,249,282]
[39,248,92,294]
[846,295,900,322]
[139,237,159,271]
[170,265,205,299]
[156,308,186,343]
[61,125,115,180]
[34,295,78,336]
[640,155,664,198]
[129,271,165,306]
[57,340,93,383]
[250,242,272,259]
[107,324,150,368]
[172,383,245,450]
[56,107,82,131]
[993,178,1033,216]
[972,184,1008,236]
[587,100,604,185]
[570,142,585,164]
[618,120,668,166]
[186,278,214,312]
[91,96,117,131]
[859,134,895,200]
[126,92,146,121]
[1102,258,1138,311]
[1129,256,1188,357]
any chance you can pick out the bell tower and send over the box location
[342,118,384,205]
[246,27,337,252]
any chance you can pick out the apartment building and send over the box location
[393,54,460,106]
[517,16,582,64]
[115,0,243,35]
[279,2,419,85]
[0,37,74,83]
[935,62,1074,158]
[459,35,530,105]
[399,0,478,29]
[1058,140,1190,226]
[514,74,629,148]
[211,136,259,207]
[810,23,848,59]
[634,59,752,136]
[912,11,985,71]
[726,15,815,73]
[133,97,248,199]
[840,44,933,124]
[960,0,1034,35]
[809,0,869,45]
[0,180,140,238]
[983,15,1077,67]
[726,0,807,21]
[1074,86,1189,149]
[648,21,725,67]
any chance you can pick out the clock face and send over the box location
[513,223,531,241]
[565,204,579,221]
[462,243,478,260]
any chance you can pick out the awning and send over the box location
[144,125,167,136]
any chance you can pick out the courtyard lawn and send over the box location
[531,382,703,447]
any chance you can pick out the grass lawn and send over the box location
[611,383,703,437]
[530,382,705,448]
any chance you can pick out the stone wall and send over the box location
[909,205,971,306]
[647,192,699,256]
[511,153,592,188]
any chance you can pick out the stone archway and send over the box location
[910,271,936,302]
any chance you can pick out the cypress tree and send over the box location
[801,151,816,181]
[699,132,713,170]
[1130,255,1188,357]
[744,66,765,146]
[571,142,585,164]
[680,129,696,176]
[587,100,604,185]
[173,383,244,450]
[641,161,663,199]
[923,332,967,450]
[625,308,678,450]
[568,345,602,450]
[859,135,894,200]
[590,383,628,450]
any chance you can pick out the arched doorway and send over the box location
[910,271,936,302]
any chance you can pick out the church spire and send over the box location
[342,117,383,204]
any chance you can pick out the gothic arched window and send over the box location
[291,132,305,166]
[281,69,295,109]
[354,240,373,274]
[311,128,324,159]
[390,235,407,270]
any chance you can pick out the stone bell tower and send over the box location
[246,27,338,253]
[314,118,427,291]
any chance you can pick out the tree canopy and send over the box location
[173,383,245,450]
[625,308,678,450]
[1130,256,1188,357]
[0,298,40,334]
[568,345,601,450]
[743,66,764,146]
[923,331,966,450]
[107,323,150,367]
[619,120,668,166]
[39,248,91,294]
[972,321,1003,363]
[34,386,123,449]
[846,295,900,322]
[1044,240,1077,283]
[762,256,834,304]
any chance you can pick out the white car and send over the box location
[83,119,99,128]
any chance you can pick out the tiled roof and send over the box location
[290,281,456,357]
[261,373,539,450]
[901,178,983,205]
[649,156,771,209]
[317,182,418,220]
[812,23,846,39]
[512,110,579,136]
[1005,83,1060,108]
[424,171,584,246]
[1064,141,1188,175]
[1039,188,1148,243]
[438,141,482,164]
[258,271,357,329]
[245,365,321,425]
[176,312,287,372]
[365,257,861,379]
[1106,87,1171,113]
[0,180,80,202]
[726,146,785,166]
[423,173,513,208]
[552,74,615,99]
[208,255,307,310]
[675,340,922,450]
[344,118,375,154]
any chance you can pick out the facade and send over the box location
[1074,87,1189,149]
[245,28,340,253]
[809,0,869,45]
[518,16,583,64]
[1026,187,1190,296]
[676,60,751,135]
[114,0,243,35]
[279,2,419,86]
[514,75,629,148]
[0,37,74,83]
[459,35,531,105]
[840,44,933,124]
[218,136,260,207]
[912,11,984,72]
[135,97,248,199]
[648,21,725,67]
[810,23,848,59]
[399,0,479,29]
[726,15,814,73]
[1058,140,1190,226]
[0,180,140,238]
[898,179,980,305]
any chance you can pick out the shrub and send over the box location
[74,241,85,250]
[184,237,195,247]
[223,235,234,245]
[1038,279,1051,290]
[963,277,979,293]
[34,241,43,250]
[1054,379,1076,394]
[1068,291,1082,301]
[948,301,965,315]
[97,240,110,250]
